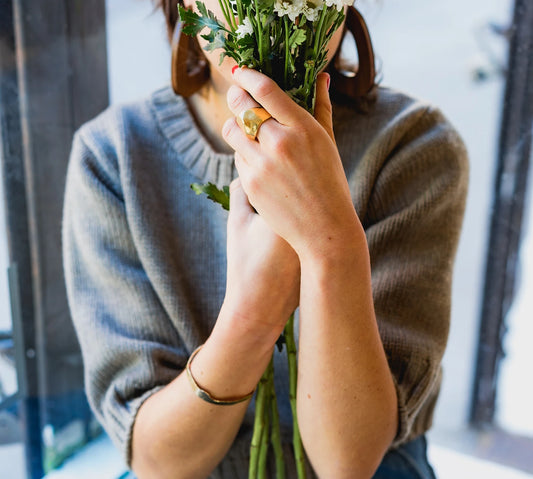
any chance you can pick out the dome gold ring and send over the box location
[236,107,272,141]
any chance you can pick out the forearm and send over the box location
[297,226,398,478]
[131,304,280,479]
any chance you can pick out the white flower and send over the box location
[302,2,323,21]
[274,0,305,21]
[229,0,238,15]
[274,0,324,21]
[236,17,254,38]
[325,0,352,11]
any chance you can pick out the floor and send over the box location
[37,433,533,478]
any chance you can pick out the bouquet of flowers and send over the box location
[178,0,351,114]
[182,0,352,476]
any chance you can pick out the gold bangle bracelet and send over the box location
[186,345,256,406]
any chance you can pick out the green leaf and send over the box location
[178,3,227,37]
[238,35,257,48]
[238,47,256,64]
[287,52,296,74]
[201,29,226,51]
[288,28,306,50]
[191,182,230,211]
[257,0,275,9]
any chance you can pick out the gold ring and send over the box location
[236,107,272,141]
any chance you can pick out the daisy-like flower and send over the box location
[274,0,304,22]
[325,0,353,12]
[236,17,254,38]
[302,2,323,21]
[274,0,325,21]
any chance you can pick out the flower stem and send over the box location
[285,314,306,479]
[284,16,290,88]
[236,0,244,24]
[313,6,328,57]
[269,359,286,479]
[250,365,269,478]
[258,360,273,478]
[218,0,237,31]
[254,0,264,64]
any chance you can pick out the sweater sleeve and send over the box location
[363,106,469,447]
[62,129,187,466]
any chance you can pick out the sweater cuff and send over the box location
[389,366,442,449]
[104,385,167,469]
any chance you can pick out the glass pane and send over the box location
[0,67,24,479]
[0,151,16,400]
[106,0,170,104]
[357,0,533,475]
[496,162,533,436]
[357,0,510,429]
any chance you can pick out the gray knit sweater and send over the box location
[62,84,468,477]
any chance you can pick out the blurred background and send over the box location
[1,0,532,477]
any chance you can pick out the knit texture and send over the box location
[62,84,468,477]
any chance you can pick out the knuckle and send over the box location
[253,80,276,103]
[260,158,273,175]
[222,118,237,140]
[227,85,249,112]
[270,135,291,158]
[247,173,261,195]
[295,125,315,148]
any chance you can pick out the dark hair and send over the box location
[152,0,379,113]
[151,0,180,42]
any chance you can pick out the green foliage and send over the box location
[190,182,230,211]
[177,0,346,114]
[288,28,306,51]
[202,29,227,51]
[178,3,228,36]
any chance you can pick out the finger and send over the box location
[233,151,261,214]
[222,115,263,161]
[226,85,278,143]
[232,67,308,127]
[228,177,253,220]
[314,72,335,143]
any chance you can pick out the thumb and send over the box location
[314,72,335,143]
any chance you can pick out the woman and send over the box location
[62,0,469,477]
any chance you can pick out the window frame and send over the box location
[0,1,108,477]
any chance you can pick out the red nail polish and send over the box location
[326,73,331,91]
[232,65,238,75]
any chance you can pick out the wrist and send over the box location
[219,292,295,343]
[214,301,283,352]
[190,309,277,400]
[297,220,368,273]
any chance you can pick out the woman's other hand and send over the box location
[222,68,364,262]
[222,177,300,342]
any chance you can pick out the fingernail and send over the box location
[326,73,331,91]
[232,65,239,75]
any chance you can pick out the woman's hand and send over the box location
[222,68,364,261]
[222,177,300,341]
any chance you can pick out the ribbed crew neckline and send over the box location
[150,86,236,186]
